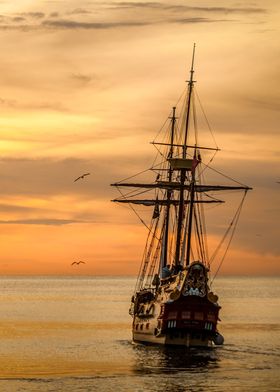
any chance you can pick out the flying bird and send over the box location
[71,261,86,266]
[74,173,90,182]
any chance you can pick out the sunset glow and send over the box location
[0,0,279,275]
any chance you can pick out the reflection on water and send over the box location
[130,344,223,392]
[0,276,279,391]
[133,343,220,374]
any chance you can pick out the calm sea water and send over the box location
[0,276,279,391]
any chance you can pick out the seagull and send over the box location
[74,173,90,182]
[71,261,86,266]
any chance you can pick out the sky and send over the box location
[0,0,279,276]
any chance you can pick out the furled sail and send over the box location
[111,199,224,205]
[111,182,251,192]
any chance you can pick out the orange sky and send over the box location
[0,1,279,275]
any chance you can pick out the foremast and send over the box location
[162,106,176,269]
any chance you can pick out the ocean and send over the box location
[0,276,279,391]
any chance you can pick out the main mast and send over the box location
[174,43,196,266]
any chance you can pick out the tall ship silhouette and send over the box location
[112,45,251,347]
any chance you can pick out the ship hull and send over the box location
[133,331,214,347]
[132,292,222,348]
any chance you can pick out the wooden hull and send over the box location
[131,263,224,348]
[132,294,221,348]
[133,331,214,347]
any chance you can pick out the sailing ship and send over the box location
[111,45,251,347]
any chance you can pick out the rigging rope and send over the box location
[115,186,152,231]
[139,217,161,290]
[152,86,188,143]
[146,226,164,287]
[194,88,219,148]
[200,171,210,264]
[210,190,248,284]
[207,164,249,188]
[134,216,157,293]
[192,92,198,145]
[195,200,207,262]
